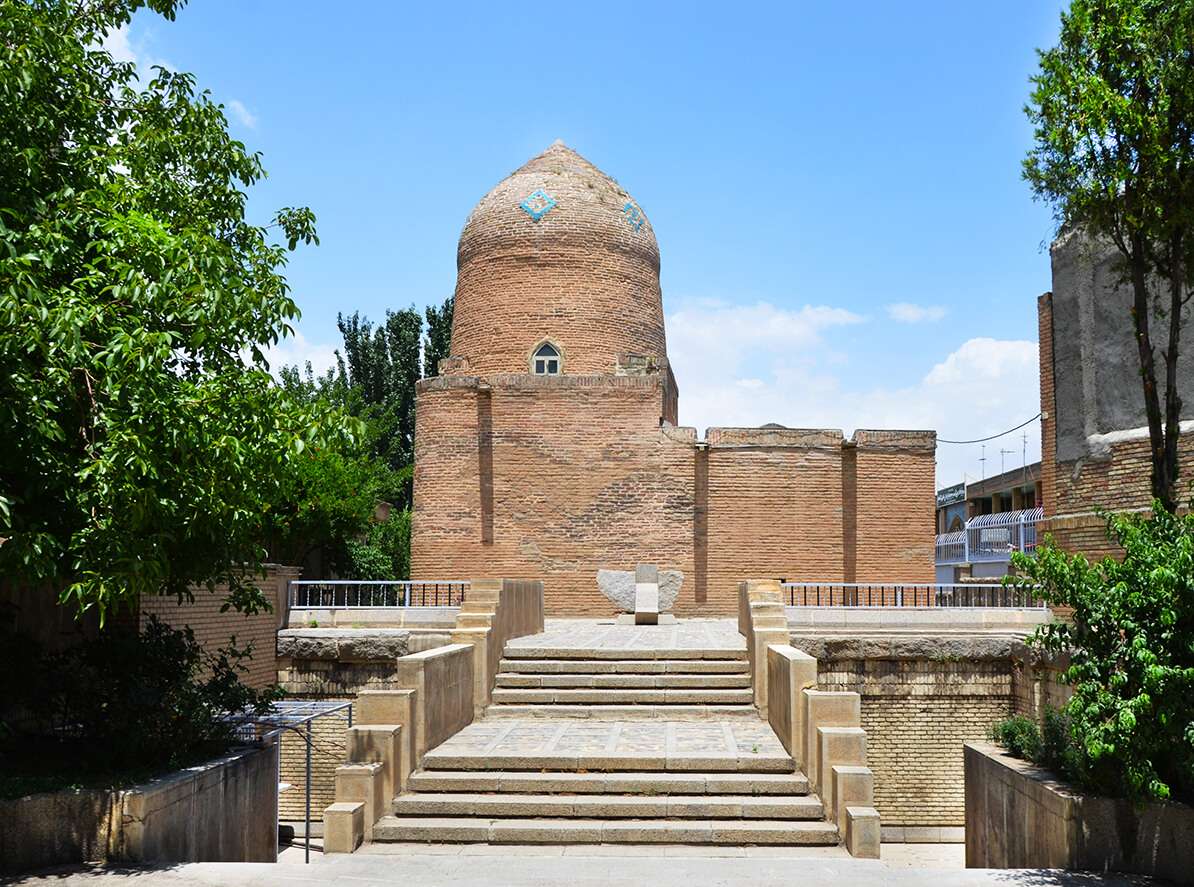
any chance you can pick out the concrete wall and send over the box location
[1039,235,1194,560]
[1048,231,1194,463]
[965,742,1194,884]
[412,374,936,616]
[0,744,277,876]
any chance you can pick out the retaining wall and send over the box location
[0,744,277,876]
[965,742,1194,884]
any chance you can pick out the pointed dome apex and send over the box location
[450,145,667,376]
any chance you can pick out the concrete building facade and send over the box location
[411,142,936,615]
[1039,230,1194,558]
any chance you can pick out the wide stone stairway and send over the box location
[373,620,840,847]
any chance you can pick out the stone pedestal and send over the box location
[634,564,659,625]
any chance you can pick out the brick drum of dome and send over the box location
[450,140,666,376]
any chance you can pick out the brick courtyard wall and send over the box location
[413,375,936,616]
[704,429,845,611]
[850,431,937,582]
[136,564,299,690]
[814,647,1016,829]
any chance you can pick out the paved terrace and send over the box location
[503,618,746,657]
[421,717,789,771]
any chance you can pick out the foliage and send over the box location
[990,715,1043,762]
[423,296,454,377]
[0,617,281,780]
[1024,0,1194,511]
[990,710,1082,779]
[0,0,352,618]
[1010,504,1194,802]
[265,441,383,569]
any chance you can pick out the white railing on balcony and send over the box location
[936,507,1043,566]
[288,580,468,609]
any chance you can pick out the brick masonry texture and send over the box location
[450,142,666,377]
[414,142,936,615]
[819,657,1014,827]
[412,375,935,616]
[1039,292,1194,560]
[137,565,299,689]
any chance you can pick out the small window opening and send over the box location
[533,342,560,375]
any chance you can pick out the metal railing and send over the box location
[288,580,469,609]
[780,582,1045,608]
[936,507,1043,566]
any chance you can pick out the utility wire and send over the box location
[937,413,1042,445]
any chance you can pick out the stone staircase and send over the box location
[372,630,840,848]
[486,643,756,717]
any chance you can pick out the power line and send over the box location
[937,413,1042,445]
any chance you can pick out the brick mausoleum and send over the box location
[411,142,936,615]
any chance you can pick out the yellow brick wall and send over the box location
[820,658,1013,827]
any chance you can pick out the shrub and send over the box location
[1010,503,1194,802]
[991,716,1043,761]
[1,617,281,779]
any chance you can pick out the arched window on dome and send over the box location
[532,342,561,375]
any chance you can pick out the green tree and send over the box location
[423,296,454,377]
[0,0,344,618]
[1024,0,1194,512]
[336,309,422,474]
[1012,507,1194,802]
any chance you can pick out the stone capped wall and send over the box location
[413,374,936,615]
[810,637,1017,832]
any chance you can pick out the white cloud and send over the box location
[887,302,946,323]
[98,23,171,77]
[100,23,137,65]
[666,299,1040,486]
[262,330,339,379]
[226,99,258,129]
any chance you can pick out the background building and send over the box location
[411,142,937,615]
[935,464,1042,583]
[1039,230,1194,559]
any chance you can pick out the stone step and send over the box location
[501,646,747,662]
[490,688,755,705]
[498,658,749,675]
[391,792,823,819]
[494,673,751,689]
[483,703,760,720]
[406,769,811,796]
[372,815,839,845]
[419,749,793,774]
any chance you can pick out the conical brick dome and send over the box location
[450,141,667,376]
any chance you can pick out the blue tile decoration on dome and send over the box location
[622,201,644,232]
[520,189,556,222]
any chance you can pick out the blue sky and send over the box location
[112,1,1070,486]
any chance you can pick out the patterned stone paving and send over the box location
[504,618,746,654]
[427,718,787,762]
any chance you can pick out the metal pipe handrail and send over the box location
[779,581,1045,609]
[288,580,469,609]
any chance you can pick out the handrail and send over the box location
[288,580,469,609]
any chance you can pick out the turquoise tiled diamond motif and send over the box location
[520,189,556,221]
[622,201,644,232]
